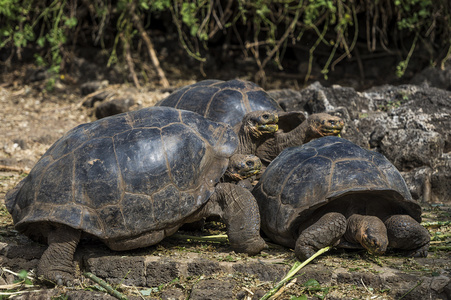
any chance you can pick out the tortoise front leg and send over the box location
[384,215,430,257]
[37,225,81,285]
[295,212,346,261]
[207,182,266,255]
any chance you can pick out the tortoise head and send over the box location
[357,216,389,256]
[305,113,344,142]
[225,154,262,181]
[242,110,279,138]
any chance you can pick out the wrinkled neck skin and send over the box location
[274,121,309,152]
[235,126,259,155]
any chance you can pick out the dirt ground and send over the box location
[0,67,450,299]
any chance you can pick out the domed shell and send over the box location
[253,136,421,247]
[7,107,237,242]
[156,79,282,127]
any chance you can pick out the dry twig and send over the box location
[0,165,29,174]
[130,1,169,88]
[121,33,141,89]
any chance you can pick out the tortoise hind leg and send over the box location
[37,225,81,285]
[384,215,430,257]
[295,212,347,261]
[206,182,266,255]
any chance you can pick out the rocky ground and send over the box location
[0,63,451,299]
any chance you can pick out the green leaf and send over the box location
[140,1,149,10]
[34,54,46,67]
[17,270,28,280]
[64,17,78,28]
[37,37,45,47]
[304,278,320,287]
[140,288,159,296]
[290,295,308,300]
[151,0,170,11]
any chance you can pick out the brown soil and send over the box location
[0,65,450,300]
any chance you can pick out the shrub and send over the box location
[1,0,450,86]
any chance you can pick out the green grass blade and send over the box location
[260,246,331,300]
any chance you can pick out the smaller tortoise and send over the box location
[6,106,266,285]
[253,136,430,260]
[157,79,344,164]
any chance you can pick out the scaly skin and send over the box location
[37,225,81,285]
[385,215,430,257]
[225,154,262,181]
[295,212,347,261]
[206,183,267,255]
[303,113,345,143]
[235,111,279,155]
[344,214,388,255]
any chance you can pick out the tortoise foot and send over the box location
[385,215,430,257]
[295,212,347,261]
[231,236,267,256]
[37,225,81,286]
[405,243,429,258]
[37,269,76,286]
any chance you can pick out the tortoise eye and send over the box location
[262,114,269,120]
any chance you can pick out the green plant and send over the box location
[261,246,331,300]
[1,0,450,86]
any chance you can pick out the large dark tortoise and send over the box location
[253,136,430,260]
[6,106,266,285]
[156,79,344,164]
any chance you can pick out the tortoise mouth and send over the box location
[238,159,262,178]
[319,124,344,136]
[362,238,388,256]
[239,168,261,178]
[320,127,343,135]
[257,123,279,134]
[227,168,261,181]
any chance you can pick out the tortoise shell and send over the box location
[6,107,237,242]
[252,136,421,248]
[156,79,283,127]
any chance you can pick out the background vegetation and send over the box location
[1,0,450,87]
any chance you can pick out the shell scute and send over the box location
[131,106,180,129]
[161,124,208,190]
[74,137,121,208]
[37,153,74,206]
[330,159,388,193]
[122,193,155,233]
[114,127,168,196]
[151,185,185,227]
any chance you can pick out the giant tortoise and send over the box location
[253,136,430,260]
[6,106,266,285]
[157,79,344,164]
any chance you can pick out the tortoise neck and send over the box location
[235,126,258,155]
[275,121,309,151]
